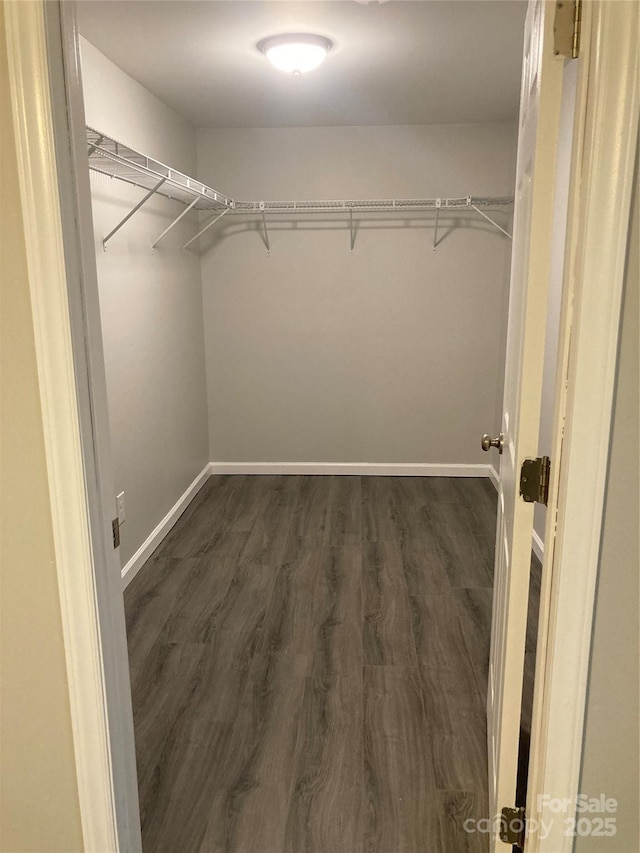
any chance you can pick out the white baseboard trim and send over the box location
[209,462,496,478]
[532,528,545,563]
[488,465,500,491]
[121,463,212,589]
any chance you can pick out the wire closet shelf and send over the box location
[86,127,514,252]
[232,198,514,213]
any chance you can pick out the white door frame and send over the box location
[4,1,637,850]
[4,2,141,850]
[526,2,639,850]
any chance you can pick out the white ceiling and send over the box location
[77,0,527,129]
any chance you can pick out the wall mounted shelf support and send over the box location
[260,204,271,254]
[151,197,199,250]
[433,198,442,253]
[183,208,230,250]
[471,203,512,239]
[350,208,355,253]
[103,177,166,249]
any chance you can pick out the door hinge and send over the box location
[520,456,551,505]
[499,806,526,848]
[554,0,582,59]
[112,517,121,549]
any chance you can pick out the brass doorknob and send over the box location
[481,433,504,454]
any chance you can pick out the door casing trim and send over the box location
[4,2,123,849]
[526,2,639,851]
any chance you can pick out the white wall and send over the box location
[197,124,516,466]
[81,39,209,567]
[575,152,639,853]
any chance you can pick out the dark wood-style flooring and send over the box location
[125,475,502,853]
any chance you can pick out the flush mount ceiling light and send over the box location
[257,33,333,76]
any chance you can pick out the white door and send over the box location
[487,1,568,848]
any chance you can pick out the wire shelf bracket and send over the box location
[471,203,513,239]
[102,177,166,250]
[183,208,230,251]
[151,197,199,250]
[433,198,442,253]
[350,207,356,254]
[259,203,271,255]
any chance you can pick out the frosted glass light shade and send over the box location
[258,34,333,75]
